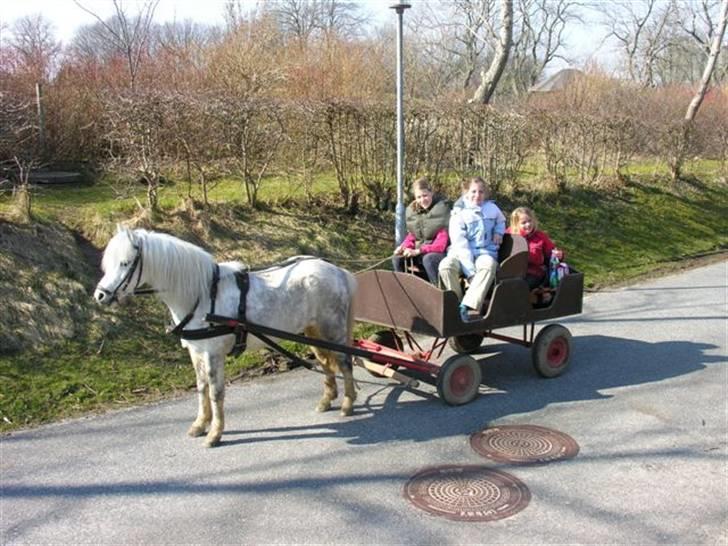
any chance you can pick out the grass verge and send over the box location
[1,169,726,432]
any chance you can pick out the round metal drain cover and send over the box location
[470,425,579,464]
[403,465,530,522]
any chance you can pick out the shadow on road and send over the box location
[218,334,722,447]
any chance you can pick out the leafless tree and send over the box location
[685,0,727,120]
[267,0,319,43]
[470,0,514,104]
[72,0,160,90]
[6,14,61,83]
[599,0,676,86]
[318,0,369,38]
[508,0,583,95]
[222,0,248,31]
[408,0,491,91]
[672,0,728,83]
[264,0,367,44]
[153,20,220,89]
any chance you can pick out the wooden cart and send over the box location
[351,234,584,405]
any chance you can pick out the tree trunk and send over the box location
[469,0,514,105]
[685,0,728,122]
[673,0,727,182]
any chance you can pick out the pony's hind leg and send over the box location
[318,370,338,413]
[305,326,339,413]
[188,350,212,437]
[338,354,356,417]
[305,325,356,416]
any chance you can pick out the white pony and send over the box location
[94,226,358,447]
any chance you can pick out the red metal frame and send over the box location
[353,338,440,375]
[483,323,536,348]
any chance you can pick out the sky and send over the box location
[0,0,395,44]
[0,0,612,75]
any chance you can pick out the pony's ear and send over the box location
[115,224,135,246]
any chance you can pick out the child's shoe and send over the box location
[459,304,480,322]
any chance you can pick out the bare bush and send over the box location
[101,91,175,213]
[277,101,327,202]
[219,97,286,208]
[0,90,41,221]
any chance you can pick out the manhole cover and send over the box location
[470,425,579,464]
[403,465,530,522]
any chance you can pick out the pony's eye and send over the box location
[120,261,129,267]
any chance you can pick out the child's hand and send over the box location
[403,248,420,258]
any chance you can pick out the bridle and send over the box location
[97,241,151,303]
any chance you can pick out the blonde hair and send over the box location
[510,206,539,232]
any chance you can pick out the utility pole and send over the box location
[390,2,411,245]
[35,82,46,158]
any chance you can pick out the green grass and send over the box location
[1,163,726,432]
[0,295,301,430]
[528,178,728,287]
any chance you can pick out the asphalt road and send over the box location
[2,260,726,545]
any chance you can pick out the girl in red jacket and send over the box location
[507,207,564,289]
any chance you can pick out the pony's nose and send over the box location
[94,288,108,304]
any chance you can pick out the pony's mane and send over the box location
[135,229,216,304]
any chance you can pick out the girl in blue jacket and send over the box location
[438,177,506,322]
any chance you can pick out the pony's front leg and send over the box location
[187,349,211,437]
[203,353,226,448]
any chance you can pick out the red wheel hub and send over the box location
[450,365,474,395]
[547,337,568,367]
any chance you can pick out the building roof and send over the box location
[530,68,585,93]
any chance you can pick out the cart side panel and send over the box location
[497,234,529,280]
[442,278,532,336]
[353,270,459,337]
[530,271,584,322]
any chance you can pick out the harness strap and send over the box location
[175,324,235,340]
[169,268,250,359]
[169,263,217,338]
[168,298,200,337]
[209,264,220,316]
[229,271,249,357]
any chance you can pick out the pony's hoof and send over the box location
[340,400,354,416]
[204,434,221,448]
[187,424,207,437]
[316,400,332,412]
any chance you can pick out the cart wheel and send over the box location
[437,354,482,406]
[366,330,402,378]
[448,333,485,354]
[531,324,572,378]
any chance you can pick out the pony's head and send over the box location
[94,225,143,305]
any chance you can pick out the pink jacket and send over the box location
[400,227,449,254]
